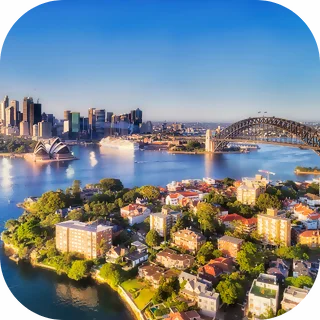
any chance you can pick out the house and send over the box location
[135,197,148,205]
[179,272,219,318]
[198,257,233,284]
[167,181,184,192]
[281,286,310,311]
[298,230,320,248]
[299,193,320,207]
[124,241,148,267]
[267,259,290,283]
[156,248,195,270]
[166,311,202,320]
[138,264,179,288]
[293,203,314,220]
[172,229,206,253]
[106,246,128,263]
[293,259,311,278]
[166,191,202,206]
[217,235,244,259]
[247,274,280,318]
[120,204,151,226]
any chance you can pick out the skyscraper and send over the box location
[5,106,15,127]
[106,112,113,123]
[0,95,9,125]
[39,121,52,138]
[64,110,71,121]
[95,109,106,138]
[22,97,40,135]
[71,112,80,137]
[135,108,142,124]
[10,100,19,126]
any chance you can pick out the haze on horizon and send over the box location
[0,0,319,123]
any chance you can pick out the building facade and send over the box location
[172,229,206,253]
[217,235,244,259]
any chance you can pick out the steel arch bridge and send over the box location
[212,117,320,155]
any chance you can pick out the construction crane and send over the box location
[258,169,275,181]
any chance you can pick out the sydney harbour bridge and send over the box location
[205,116,320,155]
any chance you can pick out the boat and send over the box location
[99,137,140,151]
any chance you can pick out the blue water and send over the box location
[0,144,319,319]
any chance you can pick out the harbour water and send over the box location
[0,144,320,319]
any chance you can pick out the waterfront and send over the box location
[1,144,320,319]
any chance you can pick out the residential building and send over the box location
[217,235,244,259]
[120,204,151,226]
[293,260,310,278]
[219,213,257,233]
[125,241,148,267]
[267,259,290,283]
[298,230,320,248]
[236,183,260,205]
[166,181,183,192]
[198,257,233,284]
[299,193,320,207]
[138,264,178,288]
[247,274,280,318]
[293,203,314,220]
[156,248,195,270]
[55,220,113,259]
[150,207,182,237]
[172,229,206,253]
[281,286,309,311]
[166,191,202,206]
[179,272,220,318]
[257,208,291,246]
[165,311,202,320]
[105,246,128,263]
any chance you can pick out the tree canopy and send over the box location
[99,178,124,192]
[68,260,90,281]
[256,193,281,212]
[197,202,219,233]
[138,185,160,201]
[196,242,222,265]
[285,275,314,289]
[146,229,160,247]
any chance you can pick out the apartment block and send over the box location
[257,208,291,247]
[248,274,280,318]
[172,229,205,253]
[217,235,244,259]
[55,220,113,259]
[150,207,182,237]
[120,204,151,226]
[156,248,195,270]
[298,230,320,248]
[281,286,309,311]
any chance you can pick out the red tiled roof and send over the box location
[300,230,320,238]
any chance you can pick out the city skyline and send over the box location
[0,1,319,122]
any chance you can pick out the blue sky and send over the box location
[0,0,319,122]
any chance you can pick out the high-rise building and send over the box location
[23,97,41,136]
[71,112,80,136]
[5,106,15,127]
[130,109,136,123]
[95,109,106,138]
[33,124,39,137]
[55,220,113,259]
[10,100,19,126]
[47,114,54,125]
[20,121,30,136]
[64,110,71,121]
[33,102,42,124]
[23,97,33,123]
[135,108,142,124]
[88,108,96,129]
[106,112,113,123]
[38,121,52,138]
[0,95,9,124]
[257,208,291,246]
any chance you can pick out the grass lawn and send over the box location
[121,278,156,310]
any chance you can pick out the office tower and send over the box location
[23,97,40,135]
[135,108,142,124]
[88,108,96,130]
[257,208,291,247]
[33,124,39,137]
[106,112,113,122]
[20,121,30,136]
[64,110,71,121]
[42,112,48,122]
[5,106,15,127]
[23,97,33,122]
[0,95,9,124]
[95,109,106,138]
[63,120,70,133]
[55,221,113,259]
[33,102,42,124]
[80,117,89,132]
[130,109,136,123]
[38,121,52,138]
[9,100,19,126]
[47,114,54,125]
[71,112,80,137]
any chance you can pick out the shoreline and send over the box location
[294,171,320,175]
[0,153,26,158]
[2,242,140,320]
[167,150,245,154]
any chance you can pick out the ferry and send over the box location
[99,137,140,151]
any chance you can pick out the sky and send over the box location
[0,0,319,122]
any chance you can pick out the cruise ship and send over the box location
[99,137,140,151]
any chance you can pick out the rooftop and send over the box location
[55,220,112,233]
[218,235,244,245]
[251,282,277,299]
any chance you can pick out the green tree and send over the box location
[216,272,245,305]
[146,229,160,247]
[16,218,41,244]
[34,191,67,216]
[277,309,286,316]
[256,193,281,212]
[197,202,219,233]
[236,242,265,276]
[99,178,124,192]
[223,177,235,187]
[5,219,19,232]
[170,217,185,238]
[138,185,160,201]
[100,263,122,287]
[123,188,141,203]
[285,276,314,288]
[68,260,89,281]
[67,209,85,221]
[275,244,309,260]
[284,180,298,192]
[196,242,222,265]
[306,182,319,195]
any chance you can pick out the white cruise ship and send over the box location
[99,137,140,151]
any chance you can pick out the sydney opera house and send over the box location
[32,138,75,161]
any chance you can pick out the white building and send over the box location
[166,191,202,206]
[299,193,320,207]
[248,274,279,318]
[281,286,309,311]
[120,204,151,226]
